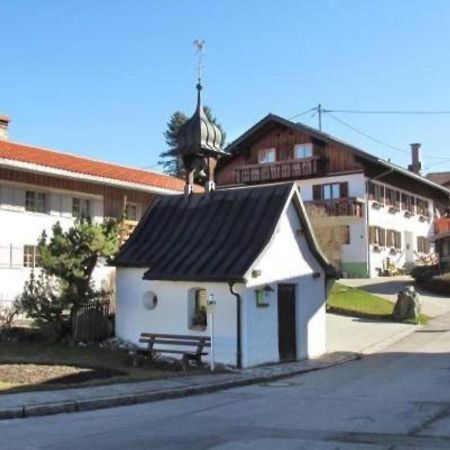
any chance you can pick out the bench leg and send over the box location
[182,354,189,371]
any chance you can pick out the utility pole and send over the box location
[318,103,322,131]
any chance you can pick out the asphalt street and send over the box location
[2,312,450,449]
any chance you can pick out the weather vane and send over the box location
[193,39,205,84]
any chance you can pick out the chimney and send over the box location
[408,143,422,175]
[0,114,10,140]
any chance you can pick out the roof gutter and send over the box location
[228,282,242,369]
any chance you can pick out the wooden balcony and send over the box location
[435,218,450,236]
[305,197,364,218]
[235,157,322,184]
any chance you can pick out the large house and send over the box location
[216,114,450,278]
[0,114,186,308]
[114,83,334,368]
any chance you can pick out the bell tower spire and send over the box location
[176,41,227,195]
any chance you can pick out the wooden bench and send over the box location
[133,333,211,370]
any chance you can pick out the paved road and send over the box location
[2,313,450,449]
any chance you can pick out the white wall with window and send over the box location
[0,180,105,307]
[367,180,435,277]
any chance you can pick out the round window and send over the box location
[142,291,158,310]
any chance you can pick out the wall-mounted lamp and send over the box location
[312,272,321,279]
[252,269,262,278]
[255,284,274,307]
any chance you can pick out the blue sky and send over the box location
[2,0,450,174]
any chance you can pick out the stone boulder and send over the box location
[393,285,421,321]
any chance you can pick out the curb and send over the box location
[0,352,359,420]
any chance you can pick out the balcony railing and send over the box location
[235,157,322,184]
[305,197,364,218]
[435,218,450,236]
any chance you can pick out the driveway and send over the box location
[3,312,450,449]
[327,276,450,354]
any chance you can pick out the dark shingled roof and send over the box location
[114,183,333,282]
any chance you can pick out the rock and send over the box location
[393,285,421,321]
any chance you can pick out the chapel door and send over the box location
[277,284,297,361]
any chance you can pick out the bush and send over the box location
[421,274,450,295]
[410,264,440,282]
[0,305,19,341]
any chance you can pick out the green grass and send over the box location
[0,340,207,394]
[327,282,428,325]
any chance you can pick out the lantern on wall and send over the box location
[255,284,274,308]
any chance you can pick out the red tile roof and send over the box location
[0,140,189,192]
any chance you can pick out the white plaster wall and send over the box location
[296,172,366,202]
[245,200,327,361]
[0,181,105,307]
[115,269,244,367]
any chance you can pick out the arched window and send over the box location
[188,288,208,330]
[142,291,158,310]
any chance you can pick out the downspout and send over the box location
[228,282,242,369]
[367,167,395,277]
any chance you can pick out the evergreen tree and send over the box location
[16,218,120,339]
[158,107,227,177]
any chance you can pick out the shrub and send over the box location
[421,274,450,295]
[0,304,19,341]
[410,264,439,282]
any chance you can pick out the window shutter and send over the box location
[369,226,376,244]
[340,182,349,198]
[379,228,386,246]
[312,185,322,201]
[368,182,375,200]
[386,230,393,247]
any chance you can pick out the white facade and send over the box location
[116,200,328,368]
[0,180,108,308]
[296,173,437,278]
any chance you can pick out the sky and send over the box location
[2,0,450,175]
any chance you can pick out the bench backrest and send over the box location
[139,333,211,353]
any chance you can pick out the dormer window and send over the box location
[294,143,313,159]
[258,148,276,164]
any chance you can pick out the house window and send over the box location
[23,245,40,268]
[25,191,47,213]
[72,198,90,218]
[258,148,276,164]
[294,143,313,159]
[417,237,430,253]
[125,203,139,221]
[340,225,350,245]
[386,230,401,249]
[313,182,349,201]
[369,226,385,246]
[368,182,384,203]
[188,288,208,330]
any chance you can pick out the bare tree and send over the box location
[305,205,348,273]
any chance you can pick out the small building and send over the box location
[0,114,187,308]
[114,82,334,368]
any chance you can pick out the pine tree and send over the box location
[158,107,227,177]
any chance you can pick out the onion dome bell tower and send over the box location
[177,81,227,194]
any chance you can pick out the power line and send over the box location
[324,108,450,115]
[321,110,450,161]
[324,111,410,155]
[288,107,317,121]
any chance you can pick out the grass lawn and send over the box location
[0,340,208,394]
[327,282,428,325]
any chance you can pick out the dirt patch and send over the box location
[0,364,126,387]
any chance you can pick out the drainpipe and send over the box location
[228,282,242,369]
